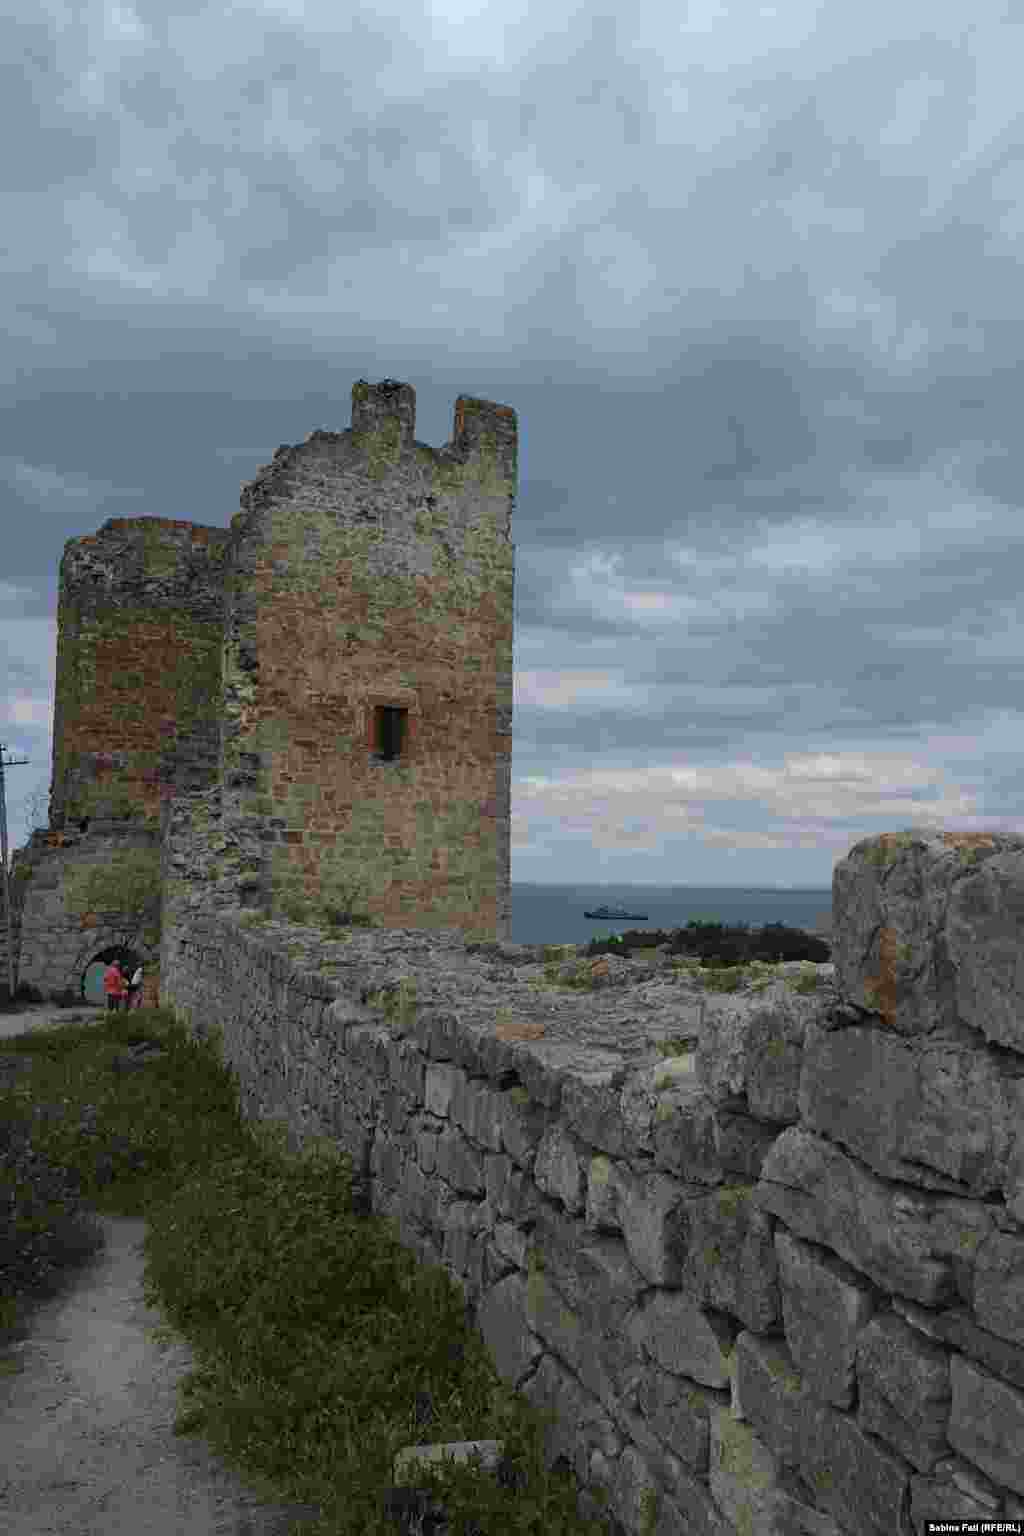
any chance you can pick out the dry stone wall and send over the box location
[160,828,1024,1536]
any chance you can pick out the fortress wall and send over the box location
[51,517,230,831]
[15,378,514,1003]
[220,379,515,942]
[160,829,1024,1536]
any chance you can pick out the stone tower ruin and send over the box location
[5,378,516,1004]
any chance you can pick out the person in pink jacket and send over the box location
[103,960,127,1012]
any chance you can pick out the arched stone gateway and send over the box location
[68,922,157,1005]
[82,945,144,1005]
[10,820,161,1005]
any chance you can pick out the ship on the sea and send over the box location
[583,905,649,921]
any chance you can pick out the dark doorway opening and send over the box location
[82,945,142,1006]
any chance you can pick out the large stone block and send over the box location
[831,829,1024,1050]
[797,1402,912,1536]
[708,1401,785,1536]
[855,1312,951,1473]
[756,1127,995,1308]
[774,1229,877,1408]
[697,984,832,1123]
[799,1017,1022,1200]
[947,1354,1024,1496]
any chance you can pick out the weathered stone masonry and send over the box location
[217,377,515,939]
[160,829,1024,1536]
[9,514,229,1002]
[4,379,516,1001]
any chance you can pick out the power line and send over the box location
[0,744,31,1003]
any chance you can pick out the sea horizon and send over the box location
[509,880,833,949]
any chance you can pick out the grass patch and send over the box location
[527,948,825,997]
[0,1005,626,1536]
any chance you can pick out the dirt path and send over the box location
[0,1212,328,1535]
[0,1001,111,1041]
[0,1004,329,1535]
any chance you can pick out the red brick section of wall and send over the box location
[222,380,515,941]
[51,518,231,829]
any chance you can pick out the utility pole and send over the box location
[0,744,31,1004]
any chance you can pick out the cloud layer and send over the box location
[3,0,1022,885]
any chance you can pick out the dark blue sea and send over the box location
[509,883,833,949]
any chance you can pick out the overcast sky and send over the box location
[3,1,1022,890]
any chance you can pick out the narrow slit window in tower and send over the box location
[374,706,407,762]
